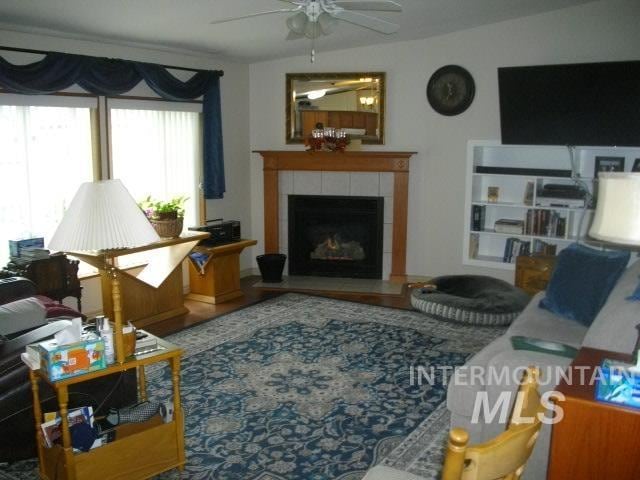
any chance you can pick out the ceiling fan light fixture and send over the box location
[307,89,327,100]
[317,12,337,35]
[286,11,308,34]
[304,20,322,39]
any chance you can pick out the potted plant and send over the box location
[139,195,188,238]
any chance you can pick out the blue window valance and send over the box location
[0,51,225,199]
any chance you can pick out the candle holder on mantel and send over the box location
[305,127,350,152]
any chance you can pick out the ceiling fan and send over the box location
[210,0,403,62]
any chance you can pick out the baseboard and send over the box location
[241,267,260,278]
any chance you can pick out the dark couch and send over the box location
[0,277,136,462]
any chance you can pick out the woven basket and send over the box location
[151,217,183,238]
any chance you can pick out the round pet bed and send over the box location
[410,275,530,326]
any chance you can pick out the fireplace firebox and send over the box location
[288,195,384,278]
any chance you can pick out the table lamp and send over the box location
[48,179,160,364]
[589,172,640,367]
[589,172,640,247]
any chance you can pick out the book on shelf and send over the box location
[524,209,566,237]
[469,233,479,259]
[532,239,557,256]
[471,205,486,231]
[494,219,525,234]
[503,238,531,263]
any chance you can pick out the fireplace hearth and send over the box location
[288,195,383,278]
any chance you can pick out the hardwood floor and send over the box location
[145,275,416,337]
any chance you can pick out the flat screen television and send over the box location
[498,61,640,147]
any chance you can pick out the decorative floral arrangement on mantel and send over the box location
[305,127,350,152]
[139,195,188,238]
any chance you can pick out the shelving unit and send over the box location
[463,140,640,270]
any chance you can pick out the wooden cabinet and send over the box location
[514,255,556,295]
[187,239,257,304]
[30,334,185,480]
[301,110,378,137]
[548,348,640,480]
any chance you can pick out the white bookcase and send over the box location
[463,140,640,270]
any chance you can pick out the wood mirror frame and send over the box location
[286,72,386,144]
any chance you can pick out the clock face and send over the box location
[427,65,475,116]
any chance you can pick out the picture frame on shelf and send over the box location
[487,186,499,203]
[594,156,625,178]
[632,158,640,172]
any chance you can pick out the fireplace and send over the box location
[288,195,384,278]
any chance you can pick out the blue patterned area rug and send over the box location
[1,293,502,480]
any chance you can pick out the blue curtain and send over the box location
[0,52,225,199]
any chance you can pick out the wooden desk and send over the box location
[70,232,208,328]
[548,347,640,479]
[187,239,257,304]
[30,334,184,480]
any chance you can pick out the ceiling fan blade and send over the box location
[333,1,402,12]
[331,10,399,34]
[210,8,299,25]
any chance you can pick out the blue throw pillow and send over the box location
[539,243,629,326]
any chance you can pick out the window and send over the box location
[0,100,95,266]
[108,102,202,268]
[109,102,202,229]
[0,95,202,274]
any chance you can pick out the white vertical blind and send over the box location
[109,108,201,230]
[0,105,94,266]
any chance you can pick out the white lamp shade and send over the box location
[589,172,640,246]
[48,179,160,251]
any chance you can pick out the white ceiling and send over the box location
[0,0,595,63]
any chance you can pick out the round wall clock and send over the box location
[426,65,475,116]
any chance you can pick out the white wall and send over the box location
[248,0,640,282]
[0,29,252,313]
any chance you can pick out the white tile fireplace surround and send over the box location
[256,151,416,282]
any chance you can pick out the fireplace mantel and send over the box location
[256,150,416,282]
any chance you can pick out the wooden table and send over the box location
[70,232,209,328]
[30,334,184,480]
[187,239,257,304]
[547,347,640,479]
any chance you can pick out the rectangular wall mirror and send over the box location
[286,72,385,144]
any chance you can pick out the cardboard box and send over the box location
[8,237,44,258]
[27,335,107,381]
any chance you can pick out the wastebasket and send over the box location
[256,253,287,283]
